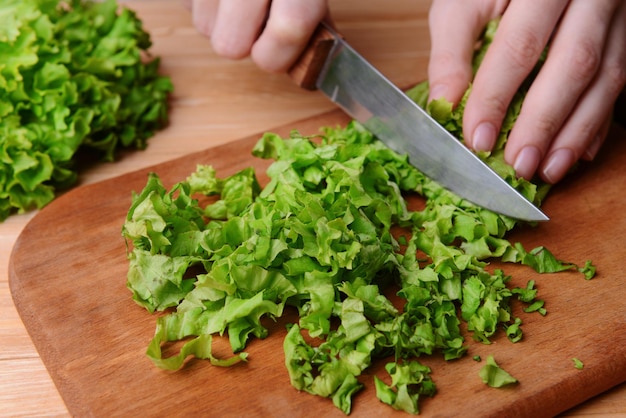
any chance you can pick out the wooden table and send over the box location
[1,1,624,416]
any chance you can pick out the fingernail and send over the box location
[472,122,497,152]
[541,148,576,184]
[429,84,448,101]
[513,146,542,180]
[583,135,602,161]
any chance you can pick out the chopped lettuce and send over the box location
[122,19,594,415]
[123,122,591,413]
[0,0,172,220]
[374,361,436,414]
[572,358,584,370]
[284,322,370,414]
[479,355,518,388]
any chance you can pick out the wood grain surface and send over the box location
[2,1,626,417]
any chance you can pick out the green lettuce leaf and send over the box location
[0,0,172,221]
[374,361,436,414]
[479,355,518,387]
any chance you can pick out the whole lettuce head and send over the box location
[0,0,173,220]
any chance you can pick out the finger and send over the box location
[539,2,626,183]
[191,0,219,37]
[427,0,510,104]
[582,114,611,161]
[251,0,328,73]
[462,0,568,152]
[211,0,270,59]
[504,0,620,181]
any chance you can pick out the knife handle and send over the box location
[288,23,339,91]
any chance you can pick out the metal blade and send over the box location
[315,35,548,222]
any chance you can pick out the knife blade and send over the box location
[289,23,548,222]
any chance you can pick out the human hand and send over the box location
[184,0,329,73]
[427,0,626,184]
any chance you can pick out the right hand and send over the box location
[184,0,329,73]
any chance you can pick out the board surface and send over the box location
[9,110,626,417]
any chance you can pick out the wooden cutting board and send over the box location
[9,109,626,418]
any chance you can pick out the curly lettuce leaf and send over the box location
[147,324,247,370]
[284,323,372,415]
[374,361,436,414]
[0,0,172,221]
[479,355,518,388]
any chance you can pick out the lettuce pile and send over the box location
[0,0,172,221]
[122,20,593,415]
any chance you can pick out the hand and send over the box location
[427,0,626,183]
[184,0,329,73]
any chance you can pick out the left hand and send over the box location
[427,0,626,184]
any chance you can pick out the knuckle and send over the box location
[574,120,598,143]
[192,15,212,39]
[533,113,561,138]
[211,37,249,59]
[567,40,601,82]
[268,21,304,46]
[481,94,510,117]
[429,50,470,80]
[604,61,626,94]
[502,27,544,68]
[210,37,227,55]
[268,12,319,46]
[429,49,458,71]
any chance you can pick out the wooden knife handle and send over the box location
[288,23,339,91]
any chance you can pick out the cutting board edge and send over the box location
[7,243,80,415]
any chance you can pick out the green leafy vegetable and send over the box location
[0,0,172,221]
[147,330,247,370]
[523,299,546,316]
[122,19,595,415]
[374,361,436,414]
[579,261,597,280]
[122,123,591,413]
[479,355,518,388]
[284,322,370,414]
[572,358,584,370]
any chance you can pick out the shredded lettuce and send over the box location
[374,361,436,414]
[123,123,591,413]
[0,0,172,220]
[479,355,518,388]
[572,358,584,370]
[122,19,595,415]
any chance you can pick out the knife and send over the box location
[289,23,549,222]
